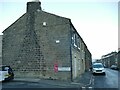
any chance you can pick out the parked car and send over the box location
[92,63,106,75]
[0,65,14,82]
[110,65,119,70]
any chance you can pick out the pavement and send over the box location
[13,71,92,88]
[72,71,92,87]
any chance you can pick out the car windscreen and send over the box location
[0,66,9,71]
[93,64,103,68]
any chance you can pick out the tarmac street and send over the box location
[1,71,92,89]
[1,69,120,90]
[90,68,119,89]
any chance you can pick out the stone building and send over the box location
[2,1,92,81]
[101,52,117,68]
[84,42,92,71]
[0,35,2,65]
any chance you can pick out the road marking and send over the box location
[92,75,95,87]
[71,82,81,85]
[88,87,92,88]
[92,78,94,86]
[84,75,93,87]
[82,87,86,88]
[82,87,93,90]
[82,87,86,90]
[88,87,93,90]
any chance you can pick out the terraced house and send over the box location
[2,0,92,81]
[101,52,118,68]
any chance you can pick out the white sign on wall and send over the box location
[58,67,71,71]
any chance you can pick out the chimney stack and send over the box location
[27,0,41,13]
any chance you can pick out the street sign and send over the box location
[58,67,71,71]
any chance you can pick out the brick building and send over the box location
[2,1,92,81]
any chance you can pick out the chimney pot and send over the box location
[27,0,41,13]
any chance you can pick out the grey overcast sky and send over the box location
[0,0,119,59]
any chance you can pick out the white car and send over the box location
[92,63,106,75]
[0,65,14,82]
[0,71,9,81]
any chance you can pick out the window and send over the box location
[73,34,77,47]
[77,37,80,50]
[81,42,84,51]
[71,27,81,50]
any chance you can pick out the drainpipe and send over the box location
[69,21,73,82]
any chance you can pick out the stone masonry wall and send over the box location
[34,11,72,80]
[2,13,45,78]
[2,10,72,80]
